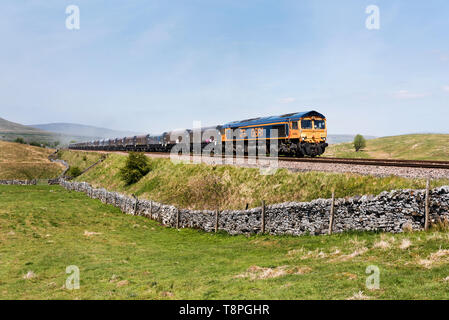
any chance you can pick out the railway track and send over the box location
[73,149,449,170]
[274,157,449,169]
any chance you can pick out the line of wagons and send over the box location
[69,110,329,157]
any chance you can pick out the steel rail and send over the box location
[272,156,449,169]
[70,149,449,170]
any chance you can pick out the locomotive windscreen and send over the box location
[314,120,326,129]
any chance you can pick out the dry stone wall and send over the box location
[0,180,37,185]
[57,179,449,236]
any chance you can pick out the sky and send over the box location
[0,0,448,136]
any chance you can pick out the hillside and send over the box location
[0,117,57,144]
[31,123,141,139]
[324,134,449,161]
[0,117,65,146]
[0,140,64,179]
[0,117,49,134]
[0,117,140,146]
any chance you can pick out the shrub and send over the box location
[14,137,26,144]
[29,141,42,147]
[68,166,82,178]
[119,152,151,185]
[353,134,366,152]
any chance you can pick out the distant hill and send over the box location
[327,134,377,145]
[0,117,50,134]
[324,134,449,161]
[30,123,141,140]
[0,117,58,145]
[0,117,142,146]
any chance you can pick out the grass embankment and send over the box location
[1,185,449,299]
[325,134,449,160]
[0,140,64,180]
[59,151,449,210]
[57,150,104,172]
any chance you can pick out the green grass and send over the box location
[1,185,449,299]
[325,134,449,160]
[57,150,104,172]
[57,151,449,210]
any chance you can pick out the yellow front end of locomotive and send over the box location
[297,117,327,143]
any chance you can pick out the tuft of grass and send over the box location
[60,151,449,210]
[325,134,449,160]
[2,185,449,299]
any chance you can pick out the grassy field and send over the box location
[0,140,64,180]
[57,151,449,210]
[1,185,449,300]
[325,134,449,160]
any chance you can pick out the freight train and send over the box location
[69,110,328,157]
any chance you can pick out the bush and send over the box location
[120,152,151,185]
[29,141,42,147]
[68,166,82,178]
[353,134,366,152]
[14,137,26,144]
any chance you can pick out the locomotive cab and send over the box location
[298,117,327,144]
[296,115,327,157]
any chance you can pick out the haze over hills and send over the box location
[0,117,142,146]
[30,123,141,140]
[0,117,49,134]
[0,117,57,145]
[1,116,376,146]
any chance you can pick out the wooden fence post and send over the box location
[328,191,335,235]
[261,200,266,234]
[132,194,138,215]
[176,209,180,229]
[215,210,219,233]
[425,178,430,231]
[149,200,153,217]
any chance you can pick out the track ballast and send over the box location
[75,149,449,170]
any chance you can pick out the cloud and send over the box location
[443,86,449,92]
[279,97,296,104]
[393,90,428,100]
